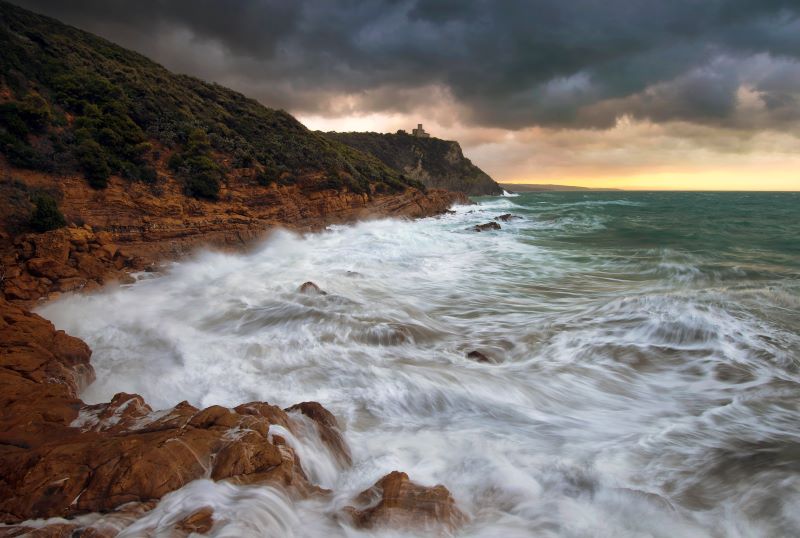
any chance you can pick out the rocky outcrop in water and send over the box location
[0,298,325,524]
[344,471,466,532]
[471,221,502,232]
[495,213,522,222]
[0,296,465,534]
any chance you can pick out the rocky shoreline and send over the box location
[0,185,469,536]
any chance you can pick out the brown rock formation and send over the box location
[175,506,215,535]
[344,471,466,532]
[0,297,330,524]
[471,221,501,232]
[298,281,326,295]
[1,165,468,307]
[495,213,522,222]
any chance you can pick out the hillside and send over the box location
[0,0,424,200]
[0,0,466,304]
[324,131,503,196]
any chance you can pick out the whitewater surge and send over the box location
[39,192,800,537]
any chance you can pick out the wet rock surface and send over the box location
[298,281,326,295]
[467,350,493,363]
[344,471,466,532]
[471,221,501,232]
[0,299,318,524]
[495,213,522,222]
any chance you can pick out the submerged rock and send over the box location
[176,506,215,535]
[471,221,501,232]
[298,281,327,295]
[495,213,522,222]
[344,471,466,532]
[467,350,493,363]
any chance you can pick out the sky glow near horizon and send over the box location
[13,0,800,191]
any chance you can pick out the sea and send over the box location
[39,191,800,537]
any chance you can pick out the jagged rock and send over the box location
[286,401,352,466]
[0,299,328,523]
[26,257,79,280]
[471,221,501,232]
[467,350,492,363]
[495,213,522,222]
[344,471,466,532]
[299,281,326,295]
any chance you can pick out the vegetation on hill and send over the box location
[324,131,502,196]
[0,1,423,199]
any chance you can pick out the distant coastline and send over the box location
[501,183,622,192]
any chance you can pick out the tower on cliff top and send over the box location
[412,123,430,138]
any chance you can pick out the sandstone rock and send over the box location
[0,299,331,523]
[471,222,501,232]
[344,471,465,532]
[286,401,352,466]
[26,258,79,280]
[28,231,71,264]
[299,281,326,295]
[71,251,108,282]
[54,277,87,292]
[176,506,215,534]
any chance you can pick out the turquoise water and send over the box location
[42,191,800,537]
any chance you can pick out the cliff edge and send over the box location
[324,131,503,196]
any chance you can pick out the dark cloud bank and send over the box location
[11,0,800,131]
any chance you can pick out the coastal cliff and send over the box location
[0,2,468,534]
[324,131,503,196]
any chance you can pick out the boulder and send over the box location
[470,222,501,232]
[344,471,465,532]
[26,257,79,280]
[286,401,352,466]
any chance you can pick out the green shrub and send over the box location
[184,170,220,199]
[76,138,110,188]
[30,192,66,232]
[171,129,222,199]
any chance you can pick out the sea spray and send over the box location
[39,192,800,536]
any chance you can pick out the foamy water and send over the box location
[39,192,800,537]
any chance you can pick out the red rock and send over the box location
[286,401,352,466]
[26,258,79,280]
[345,471,466,532]
[176,506,215,534]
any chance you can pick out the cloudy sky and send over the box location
[14,0,800,189]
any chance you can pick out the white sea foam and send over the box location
[38,197,800,537]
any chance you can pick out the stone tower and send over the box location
[412,123,430,138]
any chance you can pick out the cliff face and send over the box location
[324,131,503,196]
[0,164,466,306]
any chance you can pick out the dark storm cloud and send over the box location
[10,0,800,130]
